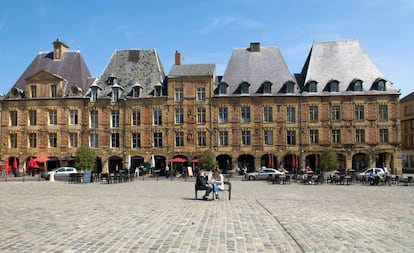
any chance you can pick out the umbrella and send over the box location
[34,156,49,163]
[12,157,18,170]
[4,157,10,171]
[150,155,155,168]
[191,159,199,163]
[28,157,39,169]
[168,157,187,163]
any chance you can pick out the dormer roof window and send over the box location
[106,73,117,86]
[111,79,123,102]
[372,78,386,91]
[327,80,339,92]
[240,81,250,95]
[283,81,295,94]
[154,83,162,97]
[306,81,318,92]
[132,83,142,98]
[351,79,363,92]
[218,83,228,95]
[262,81,272,94]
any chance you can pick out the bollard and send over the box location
[49,173,55,182]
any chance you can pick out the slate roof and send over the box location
[169,64,215,77]
[219,44,299,95]
[400,91,414,102]
[298,40,399,96]
[93,49,165,98]
[10,50,95,97]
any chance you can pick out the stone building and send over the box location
[0,39,402,174]
[400,92,414,171]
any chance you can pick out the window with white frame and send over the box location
[9,133,17,148]
[218,107,228,123]
[111,110,120,128]
[90,110,98,128]
[330,105,341,121]
[219,131,228,146]
[153,109,162,126]
[175,131,184,147]
[241,106,250,123]
[197,107,206,124]
[175,88,183,102]
[49,133,57,148]
[69,133,78,148]
[379,105,388,122]
[355,105,364,121]
[332,129,341,144]
[287,130,296,145]
[197,87,206,101]
[264,130,273,145]
[309,106,318,122]
[356,129,365,143]
[132,109,140,126]
[70,110,78,125]
[263,106,272,123]
[90,133,99,148]
[287,107,296,123]
[132,132,141,149]
[49,110,57,125]
[28,133,37,148]
[197,131,206,147]
[111,133,120,148]
[175,108,184,124]
[310,129,319,144]
[154,132,162,147]
[241,130,251,145]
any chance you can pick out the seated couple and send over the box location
[196,168,224,200]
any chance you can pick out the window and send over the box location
[132,86,141,97]
[29,110,37,125]
[330,81,339,92]
[153,109,162,126]
[287,130,296,145]
[219,83,227,95]
[197,87,206,101]
[154,132,162,147]
[111,88,120,102]
[379,128,389,144]
[175,108,184,124]
[355,105,364,121]
[241,130,251,145]
[332,129,341,144]
[241,107,250,123]
[331,105,341,121]
[197,131,206,147]
[28,133,37,148]
[263,82,271,94]
[219,131,228,146]
[310,129,319,144]
[154,85,162,97]
[49,110,57,125]
[377,80,386,91]
[287,107,296,123]
[9,134,17,148]
[30,86,37,98]
[218,107,228,123]
[241,82,249,94]
[308,82,317,92]
[379,105,388,122]
[175,88,183,102]
[111,110,120,128]
[69,133,78,148]
[49,133,57,148]
[176,132,184,147]
[263,107,272,123]
[111,133,120,148]
[90,110,98,128]
[10,111,17,126]
[286,82,294,93]
[70,110,78,125]
[197,107,206,124]
[132,110,140,126]
[354,80,363,91]
[90,133,99,148]
[309,106,318,122]
[51,84,57,97]
[356,129,365,143]
[264,130,273,145]
[132,133,141,149]
[90,87,98,102]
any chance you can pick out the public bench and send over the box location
[195,181,231,200]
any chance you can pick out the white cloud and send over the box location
[200,15,263,34]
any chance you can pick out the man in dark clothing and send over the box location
[196,170,212,200]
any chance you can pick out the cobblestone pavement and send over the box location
[0,176,413,253]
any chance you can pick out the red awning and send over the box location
[168,157,187,163]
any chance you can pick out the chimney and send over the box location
[249,42,260,52]
[175,50,181,65]
[52,38,69,60]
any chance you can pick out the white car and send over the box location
[45,167,78,180]
[358,168,388,177]
[246,168,283,180]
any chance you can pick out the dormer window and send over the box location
[240,82,250,95]
[285,82,295,93]
[353,79,363,91]
[373,79,386,91]
[154,83,162,97]
[307,81,317,92]
[218,83,228,95]
[132,83,142,98]
[328,80,339,92]
[90,87,98,102]
[107,73,117,85]
[111,79,123,102]
[50,84,57,97]
[30,86,37,98]
[262,82,272,94]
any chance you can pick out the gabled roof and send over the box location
[10,50,95,97]
[169,64,215,77]
[94,49,165,98]
[220,43,299,95]
[400,91,414,102]
[299,40,399,96]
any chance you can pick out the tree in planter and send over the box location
[74,145,96,172]
[197,150,216,174]
[318,148,340,173]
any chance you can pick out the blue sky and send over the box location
[1,0,413,97]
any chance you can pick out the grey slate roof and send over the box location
[169,64,215,77]
[299,40,399,96]
[9,51,94,97]
[94,49,165,98]
[220,45,299,95]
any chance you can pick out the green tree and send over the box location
[74,145,96,172]
[319,148,340,172]
[197,150,216,172]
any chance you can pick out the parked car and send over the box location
[43,167,78,180]
[246,168,283,180]
[358,168,388,178]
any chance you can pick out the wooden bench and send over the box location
[195,181,231,200]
